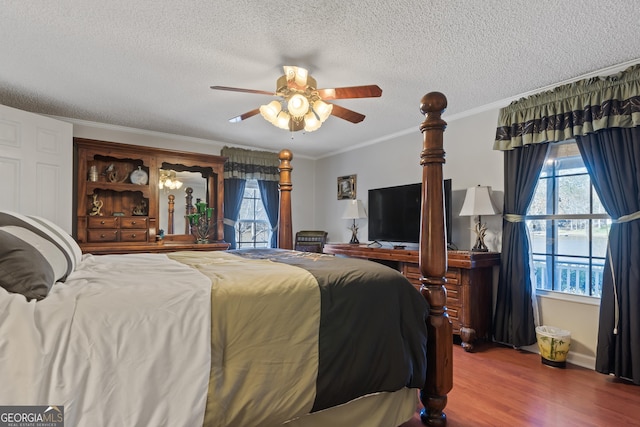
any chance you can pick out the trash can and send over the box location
[535,326,571,368]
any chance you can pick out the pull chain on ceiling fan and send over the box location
[210,66,382,132]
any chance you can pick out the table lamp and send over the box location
[459,185,500,251]
[342,199,367,244]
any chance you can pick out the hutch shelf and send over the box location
[74,138,229,255]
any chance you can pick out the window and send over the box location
[526,141,610,298]
[235,180,271,248]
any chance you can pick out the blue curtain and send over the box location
[223,178,246,249]
[493,143,549,347]
[258,180,279,248]
[577,127,640,385]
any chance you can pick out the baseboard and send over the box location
[521,344,596,370]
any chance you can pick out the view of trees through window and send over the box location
[526,142,610,298]
[235,180,270,248]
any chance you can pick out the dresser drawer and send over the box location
[87,229,119,242]
[120,217,148,229]
[88,217,119,228]
[445,283,461,303]
[120,229,148,242]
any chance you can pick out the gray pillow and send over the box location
[0,211,77,279]
[0,229,55,301]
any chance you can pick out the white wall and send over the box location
[315,108,503,251]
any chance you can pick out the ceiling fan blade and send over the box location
[210,86,275,96]
[329,104,366,123]
[317,85,382,100]
[229,108,261,123]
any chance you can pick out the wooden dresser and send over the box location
[323,244,500,351]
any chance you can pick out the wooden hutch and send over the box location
[74,138,229,254]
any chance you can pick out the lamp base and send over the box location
[472,220,489,252]
[348,220,360,244]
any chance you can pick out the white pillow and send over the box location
[28,215,83,266]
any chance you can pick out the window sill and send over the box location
[535,289,600,306]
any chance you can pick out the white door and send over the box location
[0,104,73,233]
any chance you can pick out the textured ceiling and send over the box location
[1,1,639,158]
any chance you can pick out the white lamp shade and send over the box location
[287,93,310,118]
[303,110,321,132]
[313,100,333,122]
[459,185,500,216]
[276,111,291,130]
[342,199,367,219]
[259,100,282,123]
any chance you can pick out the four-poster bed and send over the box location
[0,93,452,426]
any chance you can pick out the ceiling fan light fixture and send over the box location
[276,111,291,130]
[212,66,380,133]
[303,110,321,132]
[287,93,310,118]
[313,100,333,122]
[159,169,183,192]
[259,100,282,124]
[284,65,308,87]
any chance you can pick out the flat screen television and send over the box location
[367,179,452,244]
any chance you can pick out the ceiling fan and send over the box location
[210,66,382,132]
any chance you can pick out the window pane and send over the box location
[238,222,253,241]
[528,180,548,215]
[556,219,589,257]
[557,174,590,214]
[591,258,605,298]
[527,219,548,253]
[556,157,587,176]
[555,256,590,295]
[531,254,551,291]
[253,221,270,243]
[592,186,607,214]
[592,220,610,258]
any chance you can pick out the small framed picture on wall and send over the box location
[337,174,357,200]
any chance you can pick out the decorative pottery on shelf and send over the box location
[130,166,149,185]
[536,326,571,368]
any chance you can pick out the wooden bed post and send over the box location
[167,194,175,235]
[419,92,453,426]
[278,149,293,249]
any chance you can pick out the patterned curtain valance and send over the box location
[220,146,280,181]
[494,64,640,151]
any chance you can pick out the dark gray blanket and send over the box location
[229,248,428,411]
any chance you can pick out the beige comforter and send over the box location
[169,251,322,426]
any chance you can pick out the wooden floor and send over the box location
[400,341,640,427]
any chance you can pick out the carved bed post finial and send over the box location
[185,187,194,234]
[418,92,453,426]
[278,149,293,249]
